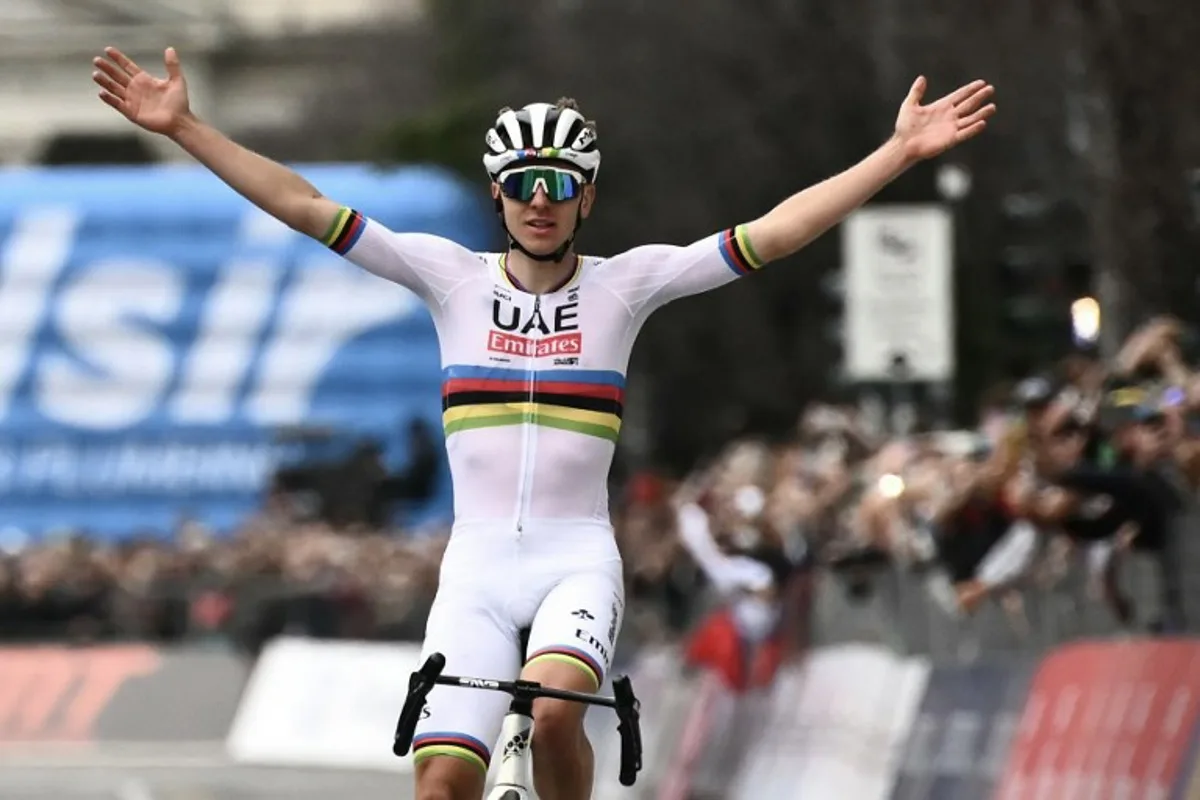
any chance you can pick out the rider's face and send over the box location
[493,180,595,259]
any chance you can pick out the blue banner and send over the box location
[0,163,496,539]
[888,657,1037,800]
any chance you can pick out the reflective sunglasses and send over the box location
[497,167,583,203]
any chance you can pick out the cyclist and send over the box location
[92,46,995,800]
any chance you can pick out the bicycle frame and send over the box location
[489,700,535,800]
[393,652,643,798]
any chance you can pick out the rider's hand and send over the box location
[93,47,191,137]
[893,76,996,162]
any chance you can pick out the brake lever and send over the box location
[392,653,446,756]
[611,675,643,786]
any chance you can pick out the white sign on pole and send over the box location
[842,204,954,382]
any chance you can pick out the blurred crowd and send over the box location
[0,499,447,653]
[682,319,1200,663]
[624,315,1200,680]
[4,317,1200,671]
[677,317,1200,672]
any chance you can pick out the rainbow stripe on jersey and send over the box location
[441,365,625,442]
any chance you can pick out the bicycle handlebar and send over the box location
[393,652,643,787]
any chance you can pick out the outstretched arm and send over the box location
[169,115,342,242]
[93,47,340,242]
[744,76,996,265]
[592,76,995,316]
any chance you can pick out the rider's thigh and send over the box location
[524,561,625,693]
[414,587,522,783]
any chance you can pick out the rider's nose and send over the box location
[529,187,551,209]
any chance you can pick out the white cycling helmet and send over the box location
[483,101,601,183]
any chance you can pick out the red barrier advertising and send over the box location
[0,646,160,743]
[994,640,1200,799]
[0,644,248,745]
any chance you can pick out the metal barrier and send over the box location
[812,497,1200,663]
[810,551,1166,661]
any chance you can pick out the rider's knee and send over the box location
[416,773,480,800]
[532,697,586,750]
[415,787,455,800]
[415,754,485,800]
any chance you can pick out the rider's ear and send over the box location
[580,184,596,219]
[491,182,501,200]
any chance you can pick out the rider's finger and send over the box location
[955,84,995,114]
[92,71,126,100]
[905,75,927,106]
[164,47,183,80]
[98,90,125,113]
[956,119,988,142]
[104,47,143,77]
[944,79,987,107]
[93,57,131,87]
[958,104,996,129]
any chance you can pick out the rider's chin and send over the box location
[518,230,564,257]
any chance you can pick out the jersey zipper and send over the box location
[513,294,541,539]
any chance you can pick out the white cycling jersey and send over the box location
[321,207,766,772]
[323,207,766,526]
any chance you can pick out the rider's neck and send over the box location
[504,247,578,296]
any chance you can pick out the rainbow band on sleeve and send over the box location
[718,224,765,276]
[412,731,490,774]
[321,207,367,255]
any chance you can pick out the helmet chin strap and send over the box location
[496,198,583,265]
[510,234,575,263]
